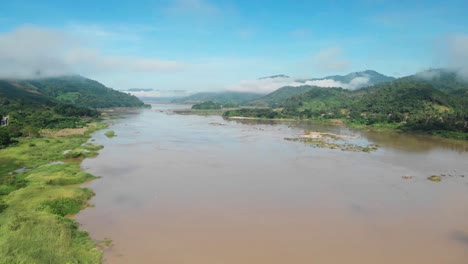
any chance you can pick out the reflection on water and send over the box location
[76,104,468,264]
[229,117,468,153]
[363,130,468,153]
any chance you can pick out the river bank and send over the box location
[0,122,108,263]
[223,114,468,141]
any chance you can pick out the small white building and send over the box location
[0,115,9,126]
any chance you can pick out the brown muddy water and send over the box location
[76,104,468,264]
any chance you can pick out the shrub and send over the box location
[41,197,83,217]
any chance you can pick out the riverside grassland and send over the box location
[0,122,108,264]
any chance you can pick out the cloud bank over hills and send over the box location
[227,70,393,94]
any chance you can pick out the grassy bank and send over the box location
[0,122,108,264]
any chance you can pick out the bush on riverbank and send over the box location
[104,130,116,138]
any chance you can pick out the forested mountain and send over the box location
[173,91,264,106]
[13,75,144,108]
[224,69,468,138]
[248,70,395,106]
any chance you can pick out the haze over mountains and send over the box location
[169,70,395,104]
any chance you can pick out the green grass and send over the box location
[0,122,107,263]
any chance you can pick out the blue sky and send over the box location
[0,0,467,92]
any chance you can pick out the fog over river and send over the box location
[76,104,468,264]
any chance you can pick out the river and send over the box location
[76,104,468,264]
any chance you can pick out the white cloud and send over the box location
[434,33,468,81]
[227,76,369,93]
[303,76,369,90]
[445,34,468,80]
[227,76,299,93]
[347,76,370,89]
[312,47,350,72]
[445,34,468,66]
[0,25,184,79]
[415,69,441,80]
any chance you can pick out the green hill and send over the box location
[281,87,357,117]
[0,80,51,105]
[347,80,465,130]
[15,75,144,108]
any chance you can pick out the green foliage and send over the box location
[0,211,101,263]
[224,108,285,119]
[104,130,116,138]
[41,197,84,217]
[281,87,356,118]
[0,128,14,148]
[191,101,222,110]
[0,200,7,214]
[348,80,467,132]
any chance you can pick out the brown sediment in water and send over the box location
[75,104,468,264]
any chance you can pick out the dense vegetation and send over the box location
[224,108,284,119]
[224,69,468,139]
[191,101,222,110]
[174,91,264,106]
[0,80,100,148]
[0,75,147,148]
